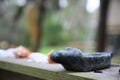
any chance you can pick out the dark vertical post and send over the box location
[97,0,110,52]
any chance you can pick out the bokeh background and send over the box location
[0,0,120,63]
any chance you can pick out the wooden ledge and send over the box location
[0,58,120,80]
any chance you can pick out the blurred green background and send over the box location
[0,0,120,63]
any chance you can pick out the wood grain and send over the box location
[0,58,120,80]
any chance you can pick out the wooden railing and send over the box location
[0,58,120,80]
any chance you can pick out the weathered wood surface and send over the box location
[0,69,44,80]
[0,58,120,80]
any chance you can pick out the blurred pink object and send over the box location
[14,46,30,58]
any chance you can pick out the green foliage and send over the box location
[19,30,31,47]
[17,12,31,47]
[78,27,90,41]
[0,20,7,37]
[42,13,66,46]
[39,45,67,54]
